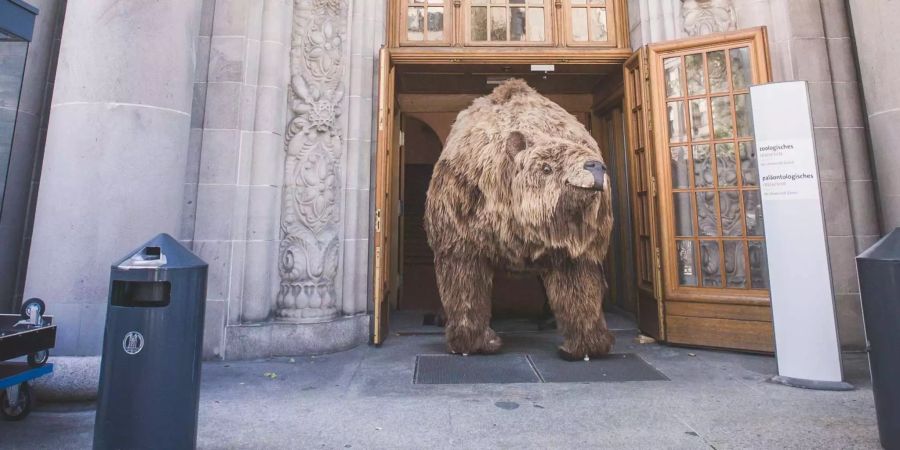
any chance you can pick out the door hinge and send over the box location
[641,50,650,81]
[399,130,405,146]
[654,247,663,299]
[375,208,382,233]
[650,176,658,198]
[374,246,383,299]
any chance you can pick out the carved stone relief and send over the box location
[277,0,347,321]
[682,0,737,36]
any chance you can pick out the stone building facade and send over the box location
[1,0,898,365]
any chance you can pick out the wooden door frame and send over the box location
[592,92,639,319]
[374,27,777,353]
[372,48,396,345]
[371,48,633,344]
[622,47,665,340]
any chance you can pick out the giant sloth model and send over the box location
[424,79,615,360]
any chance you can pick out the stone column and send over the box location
[765,0,874,350]
[24,0,203,355]
[628,0,685,49]
[848,0,900,231]
[276,0,348,322]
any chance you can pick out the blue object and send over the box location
[0,362,53,389]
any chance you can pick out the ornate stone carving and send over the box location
[277,0,347,321]
[682,0,737,36]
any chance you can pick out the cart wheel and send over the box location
[20,298,45,319]
[1,383,33,421]
[28,349,49,367]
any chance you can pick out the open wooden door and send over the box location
[623,47,665,340]
[647,28,774,352]
[624,28,774,351]
[627,28,775,352]
[372,48,396,345]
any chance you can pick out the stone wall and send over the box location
[182,0,293,359]
[20,0,383,360]
[0,0,65,313]
[184,0,383,360]
[848,0,900,232]
[765,0,875,351]
[24,0,205,355]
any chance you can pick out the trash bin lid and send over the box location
[858,228,900,262]
[112,233,207,270]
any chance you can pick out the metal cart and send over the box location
[0,298,57,421]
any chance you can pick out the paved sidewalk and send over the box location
[0,322,880,449]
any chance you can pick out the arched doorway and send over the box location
[395,114,550,321]
[396,115,442,313]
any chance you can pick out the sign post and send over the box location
[750,81,852,390]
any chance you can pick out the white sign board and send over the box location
[750,81,850,390]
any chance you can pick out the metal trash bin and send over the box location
[93,233,208,450]
[857,228,900,450]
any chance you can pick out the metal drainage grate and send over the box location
[413,353,669,384]
[529,353,669,383]
[414,353,541,384]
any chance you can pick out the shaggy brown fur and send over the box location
[424,79,615,360]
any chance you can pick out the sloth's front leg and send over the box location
[434,254,502,355]
[542,260,614,360]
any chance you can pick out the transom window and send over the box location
[568,0,610,43]
[406,0,447,42]
[469,0,549,43]
[663,45,768,291]
[395,0,623,47]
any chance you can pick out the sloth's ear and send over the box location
[506,131,527,156]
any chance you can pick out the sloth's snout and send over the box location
[583,160,607,191]
[566,160,609,191]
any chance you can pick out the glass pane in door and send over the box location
[677,240,697,286]
[700,241,722,287]
[659,44,768,292]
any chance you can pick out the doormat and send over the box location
[413,353,668,384]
